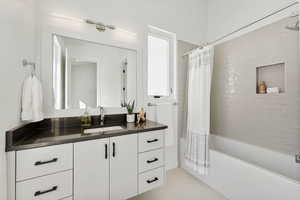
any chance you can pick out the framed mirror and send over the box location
[52,34,137,110]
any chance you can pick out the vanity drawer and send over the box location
[16,144,73,181]
[139,149,164,173]
[139,167,164,194]
[16,170,72,200]
[138,130,164,152]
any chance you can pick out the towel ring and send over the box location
[22,59,36,70]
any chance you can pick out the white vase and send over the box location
[126,114,135,123]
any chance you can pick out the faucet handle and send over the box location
[98,106,104,113]
[99,106,105,122]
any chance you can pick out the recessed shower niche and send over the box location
[256,62,285,94]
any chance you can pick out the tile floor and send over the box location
[130,168,227,200]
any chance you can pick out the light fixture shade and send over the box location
[85,19,95,24]
[106,25,116,30]
[96,24,106,32]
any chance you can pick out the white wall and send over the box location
[0,0,37,199]
[37,0,207,45]
[207,0,297,42]
[211,16,300,156]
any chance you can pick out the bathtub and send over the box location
[180,135,300,200]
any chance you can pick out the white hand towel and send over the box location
[21,76,44,122]
[31,76,44,122]
[21,76,33,121]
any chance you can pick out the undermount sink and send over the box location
[83,126,124,134]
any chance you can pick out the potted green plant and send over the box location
[122,100,135,122]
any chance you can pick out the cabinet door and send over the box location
[74,139,109,200]
[110,134,138,200]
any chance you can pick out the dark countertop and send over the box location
[6,114,167,151]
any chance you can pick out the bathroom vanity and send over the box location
[5,29,171,200]
[6,115,168,200]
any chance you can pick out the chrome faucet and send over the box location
[99,106,105,122]
[296,153,300,164]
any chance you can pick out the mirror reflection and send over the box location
[52,35,137,110]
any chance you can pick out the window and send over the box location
[147,26,176,99]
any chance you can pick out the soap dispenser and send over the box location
[81,107,92,127]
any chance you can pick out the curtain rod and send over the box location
[183,1,299,57]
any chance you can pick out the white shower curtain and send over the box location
[185,46,214,174]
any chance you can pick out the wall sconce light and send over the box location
[50,13,136,38]
[85,19,116,32]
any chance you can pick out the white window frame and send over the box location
[147,25,177,102]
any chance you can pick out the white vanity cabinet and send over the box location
[74,138,110,200]
[16,144,73,181]
[7,129,166,200]
[74,134,138,200]
[109,134,138,200]
[12,144,73,200]
[138,130,165,194]
[16,170,73,200]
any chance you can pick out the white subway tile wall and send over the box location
[211,17,300,155]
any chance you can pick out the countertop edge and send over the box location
[6,125,168,152]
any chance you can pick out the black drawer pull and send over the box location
[147,158,158,164]
[147,139,158,143]
[105,144,108,159]
[147,177,159,184]
[112,142,116,157]
[34,186,58,196]
[35,158,58,166]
